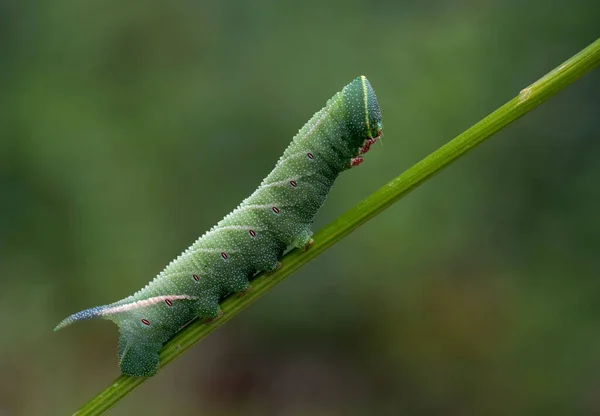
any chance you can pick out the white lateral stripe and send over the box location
[273,108,330,167]
[186,247,240,257]
[159,270,203,280]
[277,150,309,166]
[188,255,202,273]
[202,225,261,239]
[236,203,280,212]
[260,177,300,189]
[301,110,328,142]
[193,248,240,254]
[215,225,259,232]
[184,226,261,258]
[100,295,198,315]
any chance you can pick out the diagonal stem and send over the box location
[74,38,600,416]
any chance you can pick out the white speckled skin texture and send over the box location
[55,76,383,376]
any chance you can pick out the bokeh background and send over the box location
[2,1,600,415]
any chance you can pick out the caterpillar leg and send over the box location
[302,239,314,252]
[237,284,253,298]
[196,290,222,324]
[360,136,379,154]
[267,261,283,275]
[223,275,252,294]
[203,309,224,324]
[118,333,161,377]
[254,251,282,274]
[349,156,364,167]
[292,229,313,250]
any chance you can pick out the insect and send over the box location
[55,76,383,377]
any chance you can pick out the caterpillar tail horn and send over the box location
[53,305,108,331]
[55,301,162,376]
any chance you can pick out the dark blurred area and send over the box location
[2,1,600,415]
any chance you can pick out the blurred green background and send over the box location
[2,1,600,415]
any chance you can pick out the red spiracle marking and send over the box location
[289,180,297,187]
[141,319,151,326]
[221,252,228,260]
[165,299,173,307]
[272,206,280,214]
[249,229,256,237]
[193,274,200,281]
[307,152,314,159]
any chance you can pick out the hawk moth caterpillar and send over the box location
[55,76,383,377]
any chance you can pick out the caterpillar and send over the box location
[55,76,383,377]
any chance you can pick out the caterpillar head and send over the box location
[342,76,383,155]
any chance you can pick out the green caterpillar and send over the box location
[55,76,383,377]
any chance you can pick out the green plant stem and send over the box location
[74,38,600,416]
